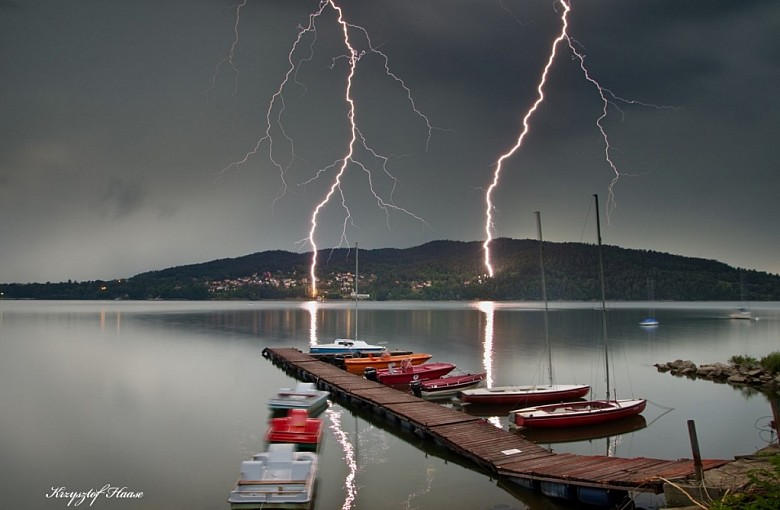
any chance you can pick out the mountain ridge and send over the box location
[3,238,779,301]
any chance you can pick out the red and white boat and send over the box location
[412,372,486,399]
[458,384,591,406]
[364,358,455,386]
[265,409,323,449]
[509,399,647,429]
[509,197,646,430]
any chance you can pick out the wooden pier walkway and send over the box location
[262,347,728,499]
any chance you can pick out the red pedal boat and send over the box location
[265,409,323,449]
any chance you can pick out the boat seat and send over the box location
[288,409,308,429]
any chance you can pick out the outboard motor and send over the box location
[410,381,422,397]
[364,367,378,381]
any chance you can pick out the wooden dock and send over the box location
[262,347,729,500]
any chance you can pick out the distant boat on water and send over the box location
[639,277,658,327]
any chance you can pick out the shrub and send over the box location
[759,351,780,374]
[729,355,759,368]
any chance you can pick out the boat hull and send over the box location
[458,384,590,406]
[510,399,647,429]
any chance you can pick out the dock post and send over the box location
[687,420,703,481]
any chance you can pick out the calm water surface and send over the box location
[1,300,778,510]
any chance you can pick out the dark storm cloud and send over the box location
[0,0,778,282]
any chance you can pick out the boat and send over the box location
[509,195,646,429]
[511,398,647,428]
[459,384,591,407]
[363,358,456,386]
[730,273,755,320]
[309,338,386,355]
[310,243,390,356]
[227,443,317,509]
[410,372,486,399]
[459,211,590,407]
[266,409,323,450]
[342,351,432,375]
[639,277,659,327]
[267,382,329,413]
[730,307,754,320]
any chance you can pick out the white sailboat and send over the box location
[639,277,659,327]
[459,212,590,407]
[310,243,387,355]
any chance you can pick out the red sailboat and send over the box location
[509,196,646,429]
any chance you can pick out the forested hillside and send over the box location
[3,238,779,301]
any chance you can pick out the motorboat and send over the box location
[267,382,329,413]
[309,339,386,355]
[227,443,317,509]
[411,372,486,399]
[363,358,455,386]
[266,409,323,450]
[342,352,432,375]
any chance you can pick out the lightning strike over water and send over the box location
[483,1,572,278]
[482,0,674,277]
[217,0,436,297]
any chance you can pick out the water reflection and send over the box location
[475,301,495,387]
[325,407,357,510]
[303,300,319,346]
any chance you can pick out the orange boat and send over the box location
[343,351,432,375]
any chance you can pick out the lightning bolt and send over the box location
[215,1,436,298]
[483,0,572,277]
[482,0,676,277]
[206,0,247,96]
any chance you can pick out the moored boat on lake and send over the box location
[364,358,456,386]
[459,384,591,407]
[411,372,486,399]
[509,195,646,430]
[266,409,323,450]
[510,398,647,428]
[342,351,432,375]
[309,338,386,355]
[267,382,329,414]
[227,443,317,509]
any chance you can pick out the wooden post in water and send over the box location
[687,420,704,481]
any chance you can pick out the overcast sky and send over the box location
[1,0,778,283]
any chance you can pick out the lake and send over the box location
[1,300,778,510]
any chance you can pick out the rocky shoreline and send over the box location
[654,359,780,396]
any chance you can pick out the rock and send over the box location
[728,374,748,384]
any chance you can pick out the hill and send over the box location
[3,238,780,301]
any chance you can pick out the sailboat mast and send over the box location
[593,194,611,401]
[536,211,553,386]
[354,242,359,341]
